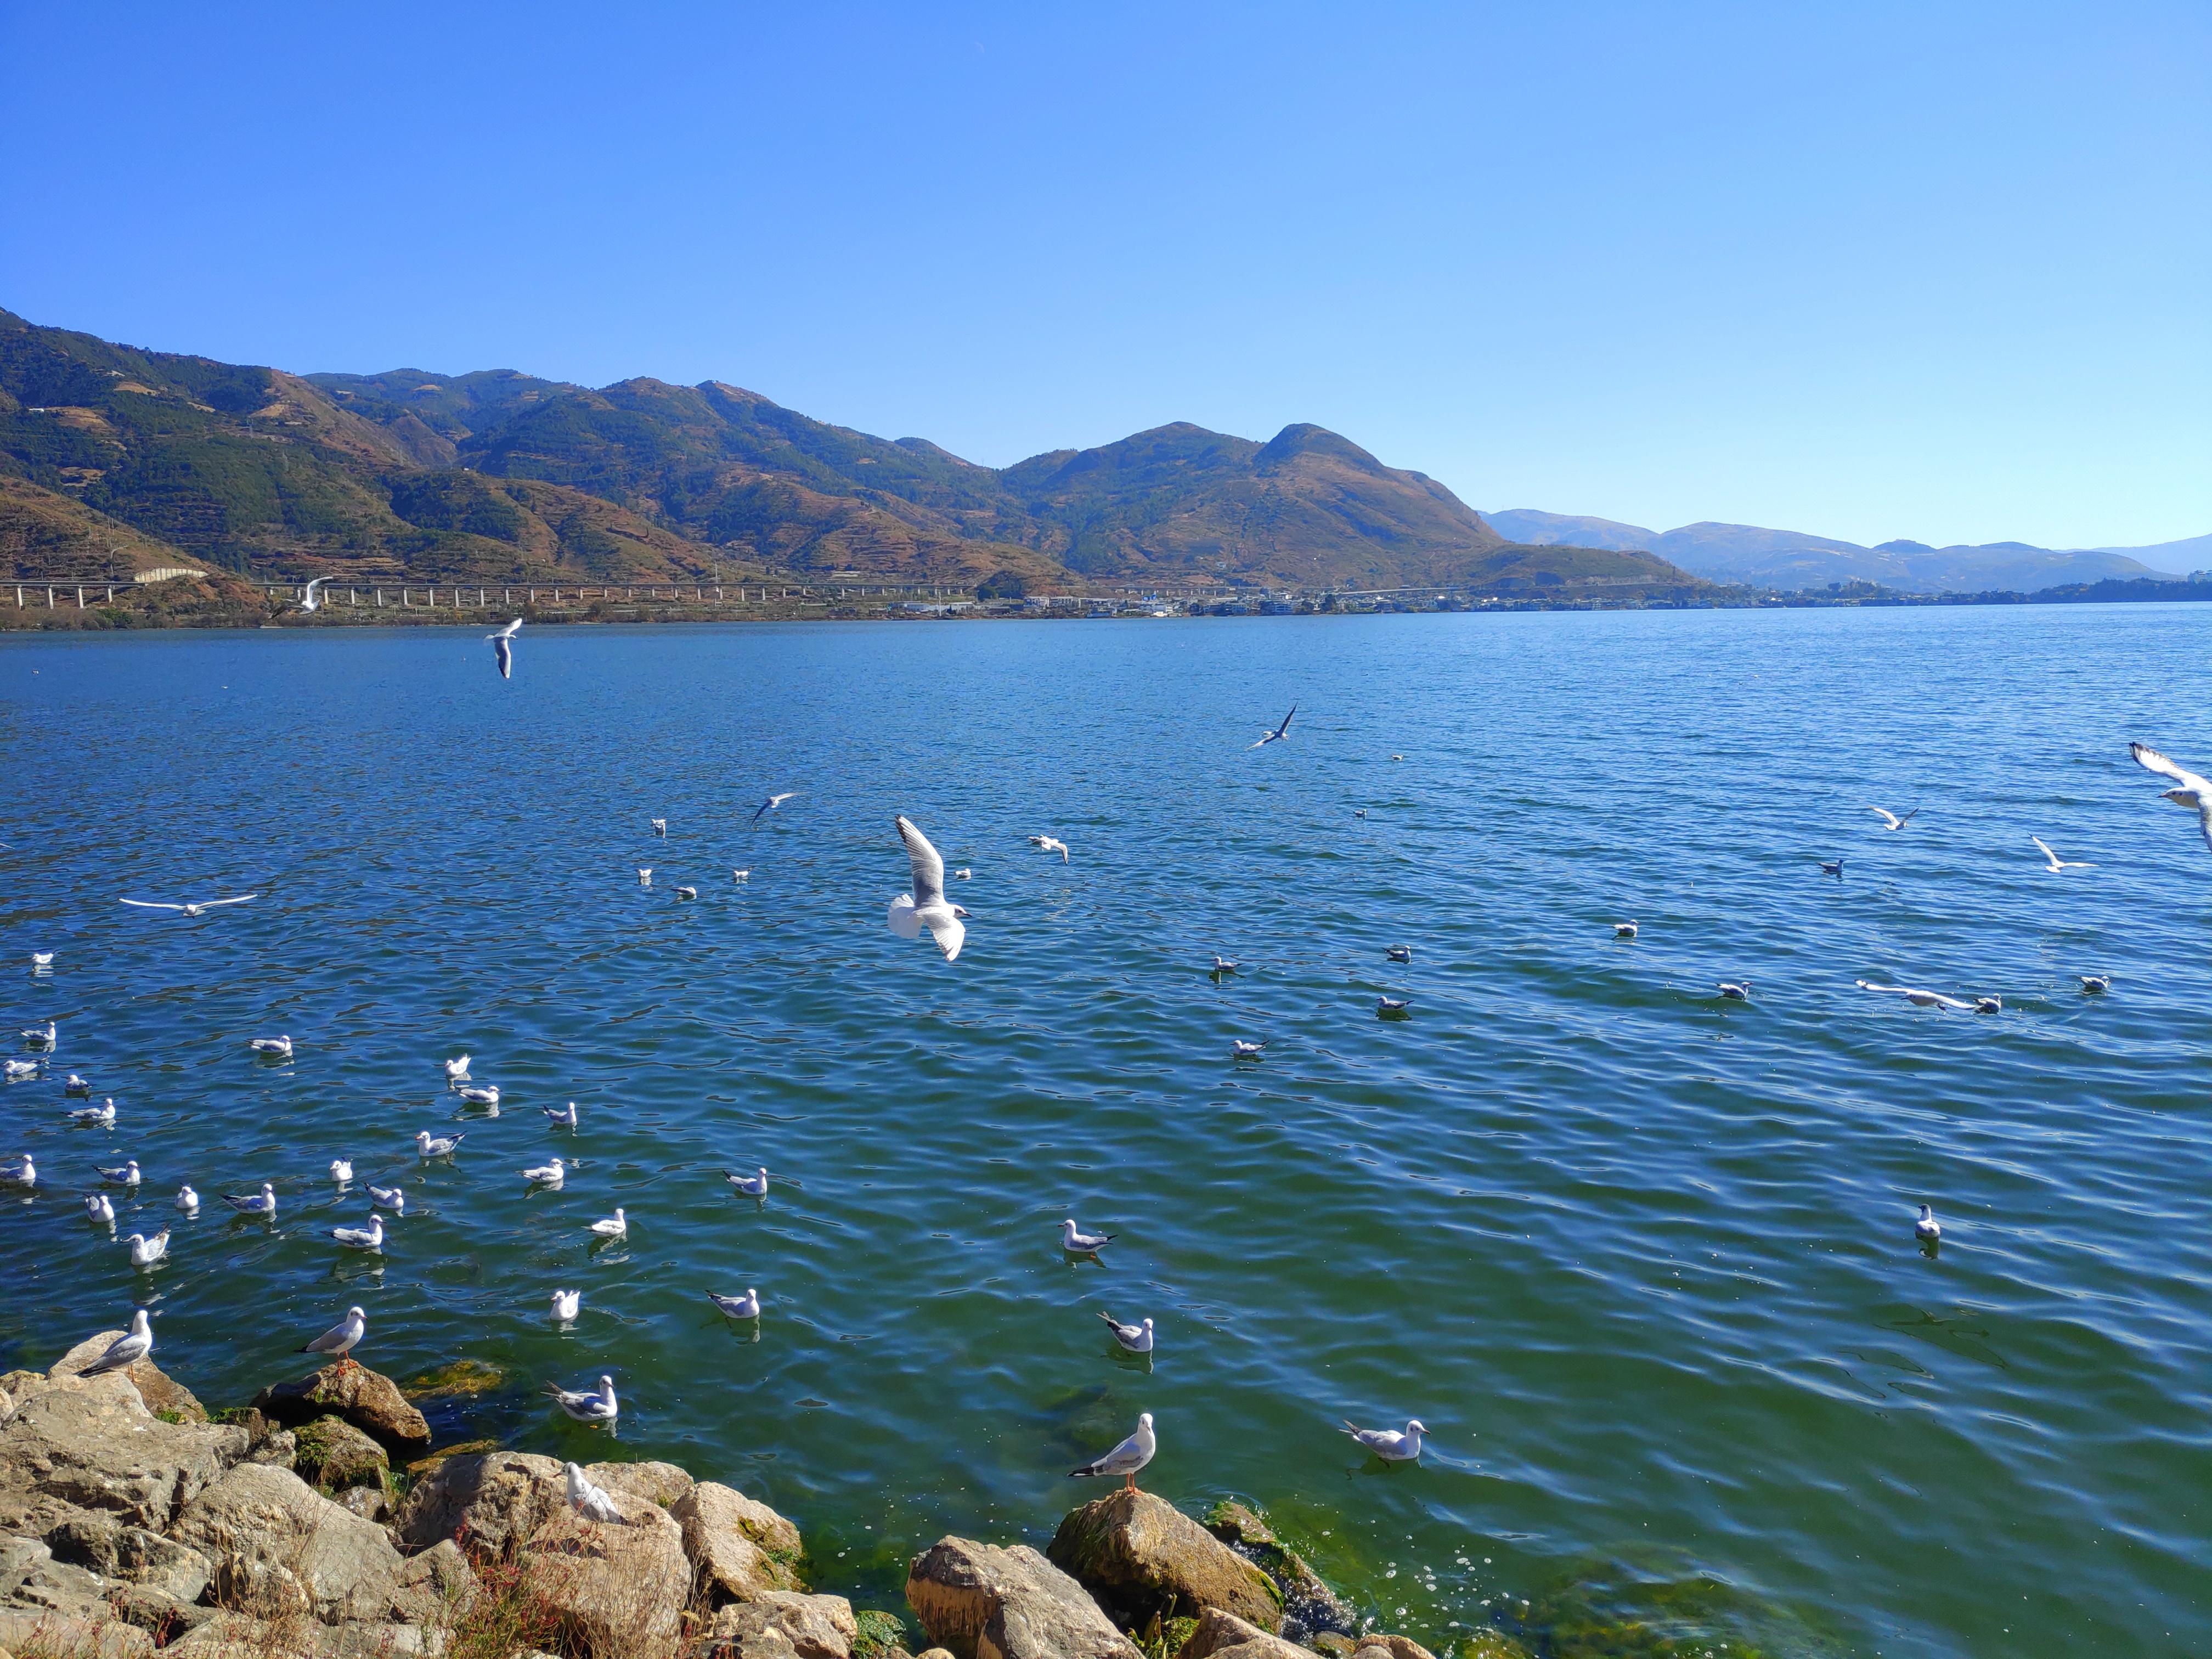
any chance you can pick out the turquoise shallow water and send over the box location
[2,607,2208,1656]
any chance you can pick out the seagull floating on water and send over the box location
[545,1374,619,1424]
[650,818,668,837]
[443,1054,471,1082]
[2129,742,2212,851]
[2032,836,2092,872]
[80,1310,153,1375]
[330,1215,384,1251]
[5,1058,40,1080]
[69,1099,116,1127]
[724,1166,769,1198]
[175,1184,198,1212]
[1251,706,1296,748]
[249,1035,292,1058]
[97,1159,142,1186]
[1819,859,1844,879]
[707,1288,761,1319]
[302,1305,366,1367]
[368,1182,404,1210]
[1718,981,1752,1001]
[731,868,750,882]
[21,1020,55,1047]
[1385,945,1412,963]
[1974,995,2001,1013]
[952,867,970,879]
[85,1193,114,1225]
[1061,1218,1114,1253]
[637,868,652,886]
[31,952,53,968]
[1070,1412,1155,1490]
[454,1084,500,1109]
[674,885,697,900]
[416,1131,465,1158]
[1855,980,1975,1012]
[222,1182,276,1217]
[119,895,256,918]
[64,1073,91,1096]
[1341,1417,1428,1462]
[522,1157,566,1186]
[1868,806,1921,831]
[2080,974,2111,994]
[1376,996,1411,1017]
[550,1288,581,1322]
[889,816,969,962]
[1211,956,1240,973]
[1099,1312,1154,1353]
[566,1460,625,1521]
[752,792,799,824]
[126,1229,170,1268]
[1,1155,37,1187]
[1614,921,1638,938]
[588,1207,627,1239]
[487,618,521,680]
[1030,834,1069,862]
[545,1102,578,1128]
[1914,1204,1941,1242]
[1232,1039,1265,1058]
[329,1159,353,1183]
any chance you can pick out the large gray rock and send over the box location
[584,1458,695,1510]
[291,1417,388,1493]
[708,1589,858,1658]
[392,1448,565,1555]
[250,1364,430,1457]
[0,1606,157,1657]
[516,1496,691,1654]
[170,1461,403,1624]
[905,1537,1139,1659]
[388,1536,479,1627]
[0,1368,249,1534]
[51,1330,209,1423]
[43,1511,213,1602]
[673,1480,805,1604]
[1047,1490,1281,1631]
[1176,1608,1313,1659]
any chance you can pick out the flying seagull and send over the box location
[565,1460,625,1522]
[1855,979,1976,1011]
[707,1288,761,1319]
[119,895,256,918]
[1341,1417,1428,1462]
[1061,1218,1114,1254]
[487,618,521,680]
[1099,1312,1154,1353]
[2128,742,2212,851]
[79,1310,154,1375]
[2032,836,2092,872]
[302,1305,367,1368]
[1070,1412,1155,1490]
[1251,706,1296,748]
[1868,807,1921,831]
[1030,834,1069,863]
[299,577,329,613]
[545,1374,619,1425]
[889,816,969,962]
[752,792,800,824]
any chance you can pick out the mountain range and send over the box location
[1481,509,2210,595]
[0,307,1694,600]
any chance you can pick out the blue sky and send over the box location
[2,3,2204,548]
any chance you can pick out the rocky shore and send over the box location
[0,1333,1534,1659]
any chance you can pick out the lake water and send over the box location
[1,606,2207,1657]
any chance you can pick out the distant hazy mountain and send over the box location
[1483,508,2204,594]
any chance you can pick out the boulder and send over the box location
[0,1607,157,1657]
[1176,1608,1313,1659]
[392,1448,564,1555]
[516,1496,691,1654]
[0,1380,14,1423]
[250,1365,430,1457]
[0,1368,248,1534]
[50,1331,208,1423]
[708,1589,858,1658]
[388,1537,478,1626]
[291,1418,388,1493]
[336,1485,390,1523]
[170,1462,403,1624]
[584,1458,695,1511]
[1048,1491,1281,1631]
[905,1537,1139,1659]
[42,1513,212,1602]
[1355,1638,1437,1659]
[673,1480,805,1603]
[1204,1503,1356,1639]
[1,1532,51,1599]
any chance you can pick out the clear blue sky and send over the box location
[3,3,2205,549]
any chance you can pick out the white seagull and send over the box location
[674,885,697,900]
[1099,1312,1154,1353]
[4,1058,40,1079]
[329,1159,353,1183]
[454,1084,500,1109]
[299,577,329,613]
[637,868,653,886]
[545,1374,619,1424]
[731,868,749,882]
[1031,834,1070,863]
[31,951,54,968]
[1975,996,2002,1013]
[126,1229,170,1268]
[1251,706,1296,748]
[1342,1417,1428,1462]
[175,1184,199,1212]
[97,1159,142,1186]
[0,1154,35,1187]
[522,1157,566,1186]
[368,1183,404,1211]
[85,1193,114,1224]
[118,895,257,917]
[650,817,668,837]
[545,1102,579,1127]
[1231,1039,1265,1058]
[487,618,521,680]
[80,1310,153,1375]
[2128,742,2212,850]
[330,1215,384,1251]
[1915,1204,1941,1242]
[69,1099,116,1127]
[550,1288,582,1322]
[2032,836,2092,872]
[724,1166,769,1198]
[1376,996,1411,1015]
[1855,980,1975,1012]
[222,1182,276,1217]
[752,792,800,824]
[1061,1218,1114,1253]
[64,1073,92,1096]
[889,816,969,962]
[565,1460,625,1521]
[2080,974,2112,994]
[1211,956,1239,973]
[1868,806,1921,831]
[302,1305,367,1367]
[21,1020,55,1047]
[953,867,971,879]
[1614,922,1638,938]
[249,1035,292,1058]
[443,1054,471,1082]
[707,1288,761,1319]
[1718,981,1752,1001]
[416,1131,465,1158]
[588,1207,627,1240]
[1070,1412,1155,1490]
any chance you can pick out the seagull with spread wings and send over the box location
[119,895,256,918]
[752,791,799,824]
[889,817,969,962]
[2129,742,2212,851]
[1855,979,1976,1012]
[1251,705,1296,748]
[2032,836,2092,872]
[487,618,521,680]
[1867,806,1920,831]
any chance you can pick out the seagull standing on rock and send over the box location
[565,1460,625,1521]
[889,817,969,962]
[1070,1413,1155,1491]
[80,1310,154,1375]
[302,1306,367,1369]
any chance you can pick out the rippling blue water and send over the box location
[2,607,2208,1656]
